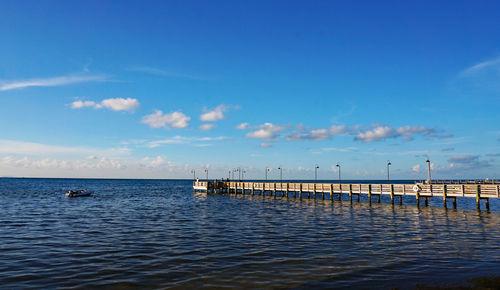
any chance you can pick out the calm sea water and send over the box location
[0,178,499,289]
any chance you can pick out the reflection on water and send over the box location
[0,178,499,289]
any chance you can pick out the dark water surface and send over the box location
[1,178,499,289]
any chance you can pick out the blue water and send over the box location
[0,178,499,289]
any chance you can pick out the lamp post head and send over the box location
[388,161,391,166]
[336,164,340,168]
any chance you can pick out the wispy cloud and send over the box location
[128,66,208,80]
[286,125,356,141]
[447,155,492,170]
[141,110,190,129]
[0,74,109,91]
[71,97,140,111]
[147,136,229,148]
[461,56,500,75]
[199,124,216,131]
[0,139,130,157]
[355,125,449,143]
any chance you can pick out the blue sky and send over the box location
[1,0,499,179]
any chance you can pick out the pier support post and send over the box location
[476,185,481,210]
[368,184,372,203]
[330,184,333,201]
[252,183,254,195]
[338,184,341,201]
[286,183,289,199]
[453,197,457,209]
[313,184,316,199]
[399,195,403,205]
[273,183,276,199]
[349,184,353,202]
[486,198,490,211]
[242,183,245,195]
[443,184,447,208]
[299,184,302,200]
[416,191,420,208]
[425,196,428,207]
[390,184,394,205]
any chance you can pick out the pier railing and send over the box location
[193,181,500,210]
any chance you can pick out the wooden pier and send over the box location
[193,181,500,210]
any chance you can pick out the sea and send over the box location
[0,178,499,289]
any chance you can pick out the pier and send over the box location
[193,181,500,210]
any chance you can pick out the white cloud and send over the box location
[246,123,288,139]
[71,98,140,111]
[412,164,421,173]
[200,104,227,122]
[71,100,97,109]
[0,74,108,91]
[356,125,397,142]
[0,155,184,178]
[141,110,190,129]
[100,98,140,111]
[236,122,249,130]
[260,142,272,148]
[199,124,215,131]
[355,125,446,143]
[286,125,354,141]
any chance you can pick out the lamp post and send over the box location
[387,161,391,183]
[315,165,319,181]
[232,168,236,179]
[238,167,241,180]
[277,166,282,181]
[204,169,208,180]
[191,169,195,180]
[336,163,341,184]
[242,170,246,180]
[426,158,432,184]
[265,167,270,181]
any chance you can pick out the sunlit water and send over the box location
[0,178,499,289]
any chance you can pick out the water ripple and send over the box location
[0,178,499,289]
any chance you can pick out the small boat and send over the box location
[66,190,92,197]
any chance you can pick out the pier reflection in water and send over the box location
[0,178,499,289]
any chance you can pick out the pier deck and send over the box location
[193,181,500,210]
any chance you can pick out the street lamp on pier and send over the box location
[336,163,341,184]
[265,167,270,181]
[387,161,392,183]
[191,169,196,180]
[426,158,432,184]
[277,166,282,181]
[315,165,319,181]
